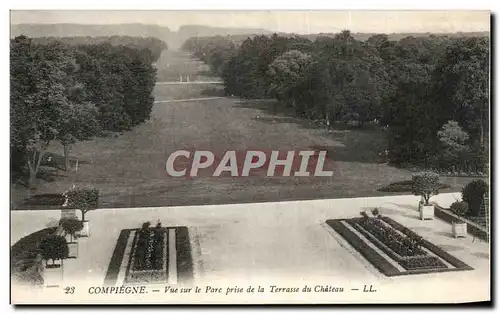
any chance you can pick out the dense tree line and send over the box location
[32,36,167,62]
[11,35,161,187]
[182,31,490,172]
[182,36,238,76]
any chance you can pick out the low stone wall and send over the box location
[434,205,489,242]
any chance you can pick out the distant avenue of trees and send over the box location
[31,36,168,62]
[11,35,167,188]
[182,31,490,173]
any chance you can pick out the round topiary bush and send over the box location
[39,235,69,266]
[450,201,469,221]
[412,171,440,205]
[64,186,99,222]
[462,179,488,216]
[59,217,83,242]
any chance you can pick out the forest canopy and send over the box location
[182,31,490,173]
[10,35,165,187]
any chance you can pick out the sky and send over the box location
[10,10,490,34]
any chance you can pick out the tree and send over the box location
[437,120,470,171]
[11,40,75,188]
[65,187,99,222]
[10,35,32,175]
[412,172,440,205]
[59,217,83,242]
[432,37,489,148]
[39,235,69,266]
[57,102,100,171]
[268,50,313,115]
[462,179,488,216]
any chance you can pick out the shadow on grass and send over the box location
[200,87,226,97]
[378,180,452,193]
[11,169,68,189]
[21,193,65,206]
[41,152,90,170]
[309,144,387,164]
[11,152,91,187]
[236,99,390,164]
[196,69,218,77]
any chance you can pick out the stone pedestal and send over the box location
[452,222,467,238]
[44,265,63,288]
[420,205,434,220]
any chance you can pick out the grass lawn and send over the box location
[154,50,216,82]
[11,50,479,210]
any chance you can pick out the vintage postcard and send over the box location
[10,10,491,304]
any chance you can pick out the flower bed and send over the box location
[326,216,473,276]
[126,226,167,284]
[104,226,194,286]
[399,256,446,270]
[349,217,447,271]
[353,217,426,257]
[132,227,165,271]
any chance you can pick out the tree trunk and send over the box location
[28,167,37,190]
[81,209,85,222]
[27,142,50,189]
[63,145,70,171]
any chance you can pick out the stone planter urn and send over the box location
[60,217,82,257]
[77,220,90,237]
[67,241,79,258]
[452,221,467,238]
[412,172,440,221]
[450,201,469,238]
[39,234,69,288]
[43,262,64,288]
[420,204,434,220]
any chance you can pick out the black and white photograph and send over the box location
[9,9,491,304]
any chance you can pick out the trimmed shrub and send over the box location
[39,235,69,265]
[412,172,440,205]
[462,180,488,216]
[450,201,469,222]
[11,227,58,286]
[59,217,83,242]
[65,186,99,221]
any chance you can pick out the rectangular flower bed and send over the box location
[103,226,194,286]
[326,216,473,276]
[126,227,168,284]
